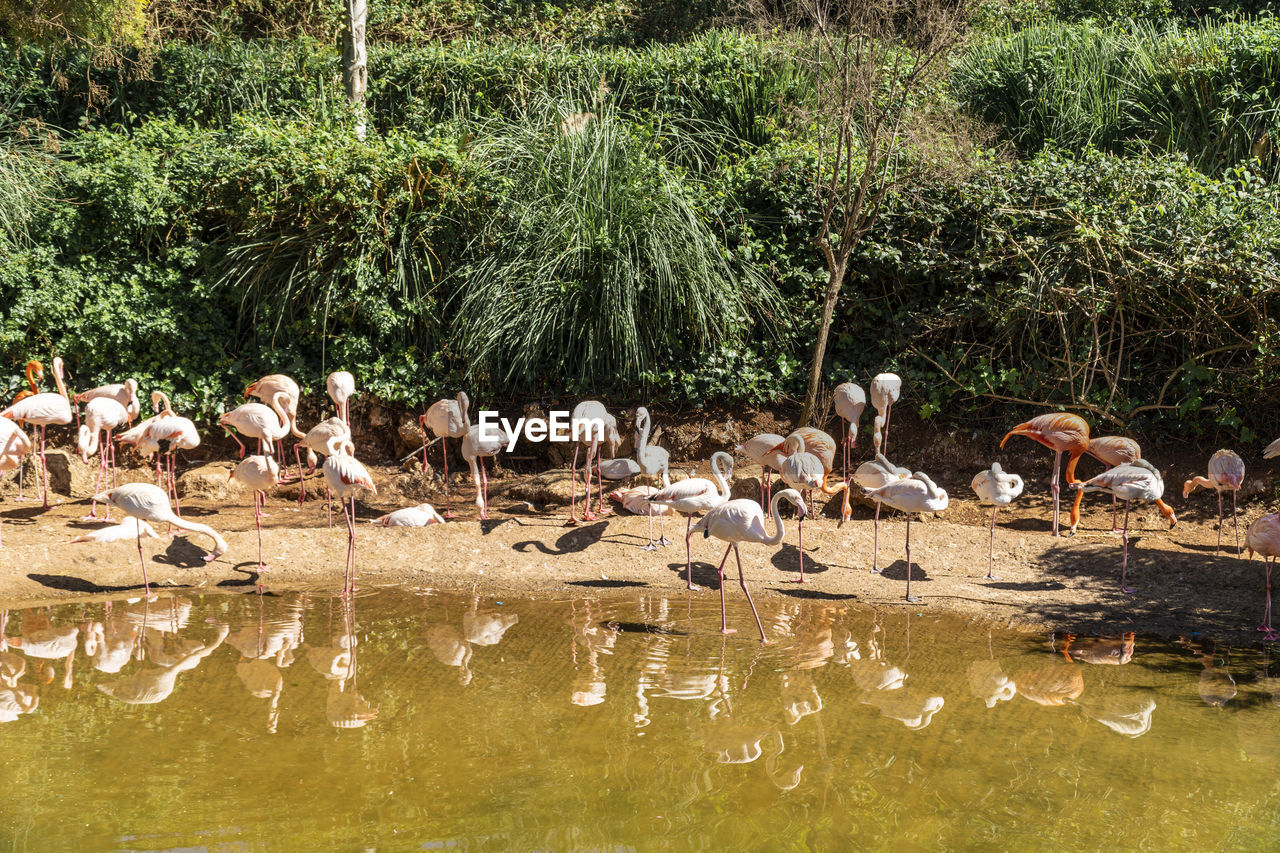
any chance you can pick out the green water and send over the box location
[0,589,1277,851]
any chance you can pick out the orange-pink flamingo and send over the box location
[1,356,72,508]
[1183,449,1245,555]
[1001,413,1091,537]
[1245,514,1280,641]
[1071,460,1169,593]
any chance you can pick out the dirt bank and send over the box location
[0,433,1275,644]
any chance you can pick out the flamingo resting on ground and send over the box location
[567,400,621,525]
[736,432,786,508]
[421,391,469,518]
[869,373,901,455]
[1071,459,1171,593]
[971,462,1025,580]
[78,397,130,519]
[94,483,228,594]
[691,488,808,641]
[231,455,283,574]
[863,472,949,603]
[647,451,734,589]
[327,371,356,426]
[833,381,866,484]
[1001,413,1090,537]
[372,504,445,527]
[853,453,910,574]
[322,436,378,596]
[609,485,675,550]
[1,356,72,508]
[1183,449,1245,556]
[1244,514,1280,641]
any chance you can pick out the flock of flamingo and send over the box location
[1,360,1277,643]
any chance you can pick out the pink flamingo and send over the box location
[1083,436,1175,532]
[863,471,949,603]
[971,462,1024,580]
[421,392,469,518]
[220,400,291,458]
[735,432,786,507]
[322,436,378,595]
[0,419,32,545]
[327,371,356,425]
[833,381,866,484]
[75,378,139,424]
[1183,449,1245,555]
[691,488,808,641]
[245,374,305,465]
[777,431,849,582]
[1001,413,1091,537]
[567,400,621,525]
[78,397,129,519]
[94,483,228,594]
[609,485,676,550]
[1244,514,1280,641]
[853,453,910,574]
[372,503,445,527]
[231,455,283,574]
[297,416,351,516]
[461,419,510,520]
[869,373,901,455]
[1,356,72,508]
[647,452,734,589]
[1071,460,1169,594]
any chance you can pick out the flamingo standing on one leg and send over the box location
[9,360,42,500]
[220,399,292,459]
[327,371,356,426]
[777,432,848,582]
[298,417,351,518]
[75,378,139,424]
[833,382,866,485]
[691,488,808,641]
[78,397,129,519]
[869,373,901,455]
[1244,514,1280,641]
[633,407,671,547]
[461,419,510,521]
[853,452,910,574]
[421,392,469,519]
[735,433,786,508]
[322,437,378,596]
[93,483,229,594]
[1070,460,1172,594]
[1183,449,1245,555]
[1,356,72,508]
[231,455,283,575]
[567,400,621,525]
[1001,413,1091,537]
[863,472,949,603]
[971,462,1025,580]
[646,451,735,589]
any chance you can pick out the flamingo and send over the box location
[70,517,160,544]
[9,360,42,499]
[220,400,291,458]
[1183,449,1245,555]
[690,487,808,641]
[78,397,129,519]
[862,471,949,603]
[774,428,850,521]
[1070,459,1170,593]
[327,371,356,425]
[94,483,229,594]
[461,418,510,520]
[1001,413,1090,537]
[647,451,734,589]
[372,503,445,527]
[298,418,352,524]
[869,373,901,455]
[323,436,378,595]
[245,374,305,465]
[833,381,866,484]
[773,432,844,578]
[143,392,201,513]
[75,378,139,423]
[1244,514,1280,641]
[609,485,675,550]
[0,419,32,543]
[633,407,670,486]
[853,452,910,573]
[421,392,469,518]
[971,462,1025,580]
[567,400,621,524]
[231,455,283,574]
[1,356,72,508]
[1082,436,1140,531]
[735,432,787,507]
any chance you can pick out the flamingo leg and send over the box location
[582,443,598,522]
[1050,449,1062,537]
[420,427,429,474]
[343,496,357,596]
[295,444,307,504]
[870,501,882,574]
[109,430,117,489]
[787,489,809,583]
[85,438,105,520]
[568,442,581,525]
[716,542,736,635]
[1120,502,1135,594]
[882,402,892,456]
[765,469,773,506]
[733,543,767,643]
[136,520,151,595]
[327,486,333,529]
[658,514,669,547]
[40,425,50,508]
[1111,495,1119,533]
[595,445,609,517]
[986,506,999,580]
[1216,489,1224,555]
[255,490,267,572]
[442,438,455,520]
[1233,490,1241,556]
[643,505,656,551]
[905,513,920,603]
[479,456,489,520]
[1260,557,1276,640]
[683,515,701,591]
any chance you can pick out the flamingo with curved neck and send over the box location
[646,452,734,589]
[1,356,71,508]
[421,391,470,519]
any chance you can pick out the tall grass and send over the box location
[953,17,1280,178]
[454,102,778,389]
[0,131,57,252]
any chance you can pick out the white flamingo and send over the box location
[231,455,283,574]
[971,462,1025,580]
[0,420,32,543]
[94,483,229,593]
[461,419,510,520]
[220,400,291,458]
[634,407,670,486]
[833,381,866,483]
[869,373,901,455]
[372,503,445,527]
[853,452,911,574]
[735,432,787,507]
[296,416,351,519]
[323,436,378,595]
[78,397,130,520]
[778,432,848,582]
[70,517,160,544]
[1183,449,1245,555]
[244,374,305,439]
[421,391,469,518]
[1071,459,1168,594]
[567,400,621,524]
[327,371,356,425]
[863,471,949,603]
[691,488,809,641]
[609,485,676,550]
[75,378,139,423]
[647,451,734,589]
[1,356,72,508]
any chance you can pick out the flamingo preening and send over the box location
[869,373,901,455]
[220,400,292,458]
[971,462,1024,580]
[735,432,786,507]
[609,486,675,549]
[1183,449,1245,555]
[421,391,469,519]
[691,488,808,641]
[327,371,356,426]
[853,453,910,574]
[78,396,129,519]
[1244,514,1280,641]
[322,436,378,596]
[778,431,848,582]
[1071,459,1171,593]
[231,455,283,574]
[1,356,72,508]
[647,451,734,589]
[298,416,351,520]
[1001,413,1090,537]
[863,471,949,602]
[94,483,228,594]
[833,381,866,484]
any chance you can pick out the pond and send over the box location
[1,589,1277,850]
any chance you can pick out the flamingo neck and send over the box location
[710,454,733,500]
[762,491,789,546]
[637,410,650,456]
[51,358,68,400]
[458,393,470,430]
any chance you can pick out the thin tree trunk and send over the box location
[799,256,848,426]
[342,0,368,138]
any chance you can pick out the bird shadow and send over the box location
[0,505,47,521]
[219,565,264,588]
[667,559,724,590]
[603,620,688,635]
[513,520,608,555]
[480,518,513,535]
[1002,517,1054,533]
[171,506,218,518]
[26,572,159,594]
[1178,541,1243,555]
[567,579,648,589]
[774,588,858,601]
[770,543,831,579]
[877,560,932,585]
[983,579,1067,592]
[151,537,212,568]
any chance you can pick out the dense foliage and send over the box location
[0,3,1277,441]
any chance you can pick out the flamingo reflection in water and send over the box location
[569,599,617,706]
[0,613,39,723]
[97,617,228,706]
[228,596,306,733]
[968,632,1015,709]
[2,608,78,690]
[308,596,377,729]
